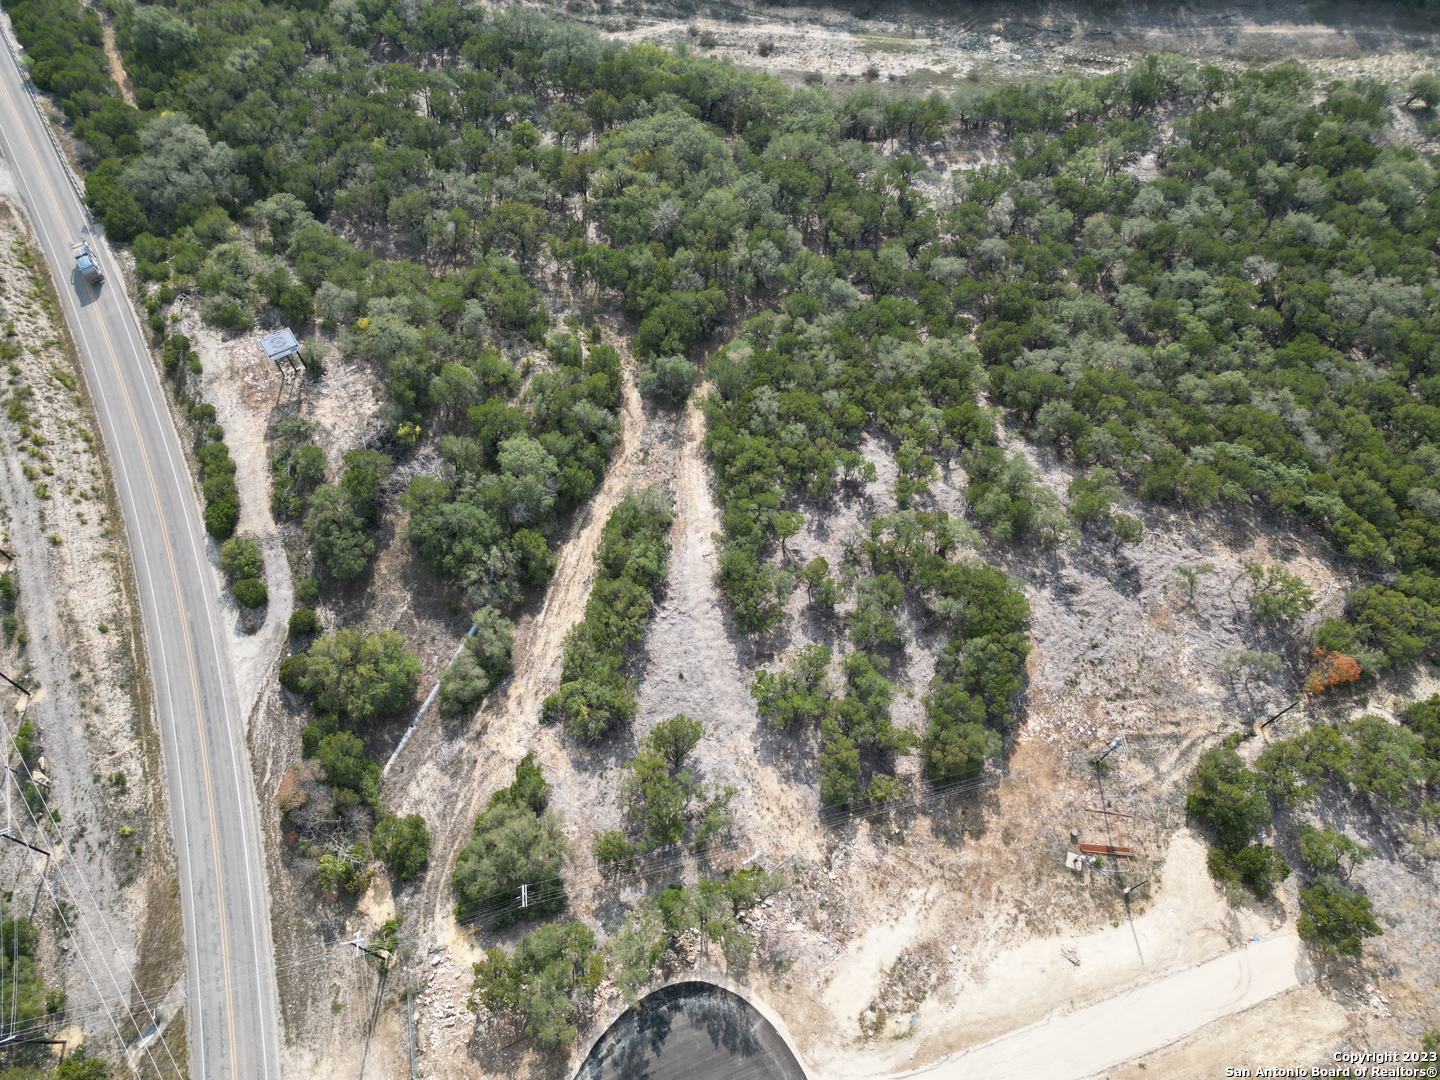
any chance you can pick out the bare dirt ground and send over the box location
[555,0,1440,97]
[0,194,184,1072]
[1110,982,1352,1080]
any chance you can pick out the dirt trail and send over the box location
[99,25,135,108]
[631,390,824,868]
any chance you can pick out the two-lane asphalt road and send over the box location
[0,24,281,1080]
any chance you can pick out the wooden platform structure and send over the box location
[1079,842,1136,858]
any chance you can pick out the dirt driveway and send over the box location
[898,934,1304,1080]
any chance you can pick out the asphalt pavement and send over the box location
[578,982,809,1080]
[0,23,282,1080]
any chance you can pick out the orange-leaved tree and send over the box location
[1303,648,1362,694]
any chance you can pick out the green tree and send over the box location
[473,920,602,1047]
[305,484,373,580]
[621,745,688,849]
[618,716,732,852]
[470,606,515,682]
[638,354,697,405]
[1401,694,1440,782]
[339,449,393,526]
[1243,563,1316,623]
[819,727,860,807]
[1111,512,1144,546]
[1186,747,1270,850]
[545,488,672,741]
[1255,725,1352,806]
[289,607,320,635]
[751,645,832,729]
[1297,878,1382,957]
[439,651,490,719]
[232,577,268,609]
[280,628,421,726]
[800,556,843,613]
[315,731,380,806]
[847,573,904,652]
[56,1049,111,1079]
[1209,843,1290,896]
[132,5,197,71]
[648,713,702,771]
[1344,715,1424,805]
[1403,72,1440,108]
[497,435,558,526]
[1297,825,1370,880]
[373,813,430,879]
[218,535,264,583]
[1176,562,1214,606]
[119,112,242,233]
[593,829,638,873]
[315,841,371,897]
[452,756,570,925]
[1067,469,1117,526]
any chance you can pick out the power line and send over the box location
[1,736,1026,1046]
[1,709,184,1077]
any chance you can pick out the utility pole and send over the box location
[406,987,418,1079]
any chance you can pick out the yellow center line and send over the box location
[0,61,241,1078]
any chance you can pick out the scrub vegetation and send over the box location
[7,0,1440,1064]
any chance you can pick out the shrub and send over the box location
[638,354,697,405]
[372,813,430,880]
[231,577,267,609]
[544,488,672,741]
[1303,648,1362,693]
[283,628,421,726]
[1186,747,1269,850]
[1297,878,1382,957]
[452,755,570,926]
[288,607,319,635]
[473,920,602,1047]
